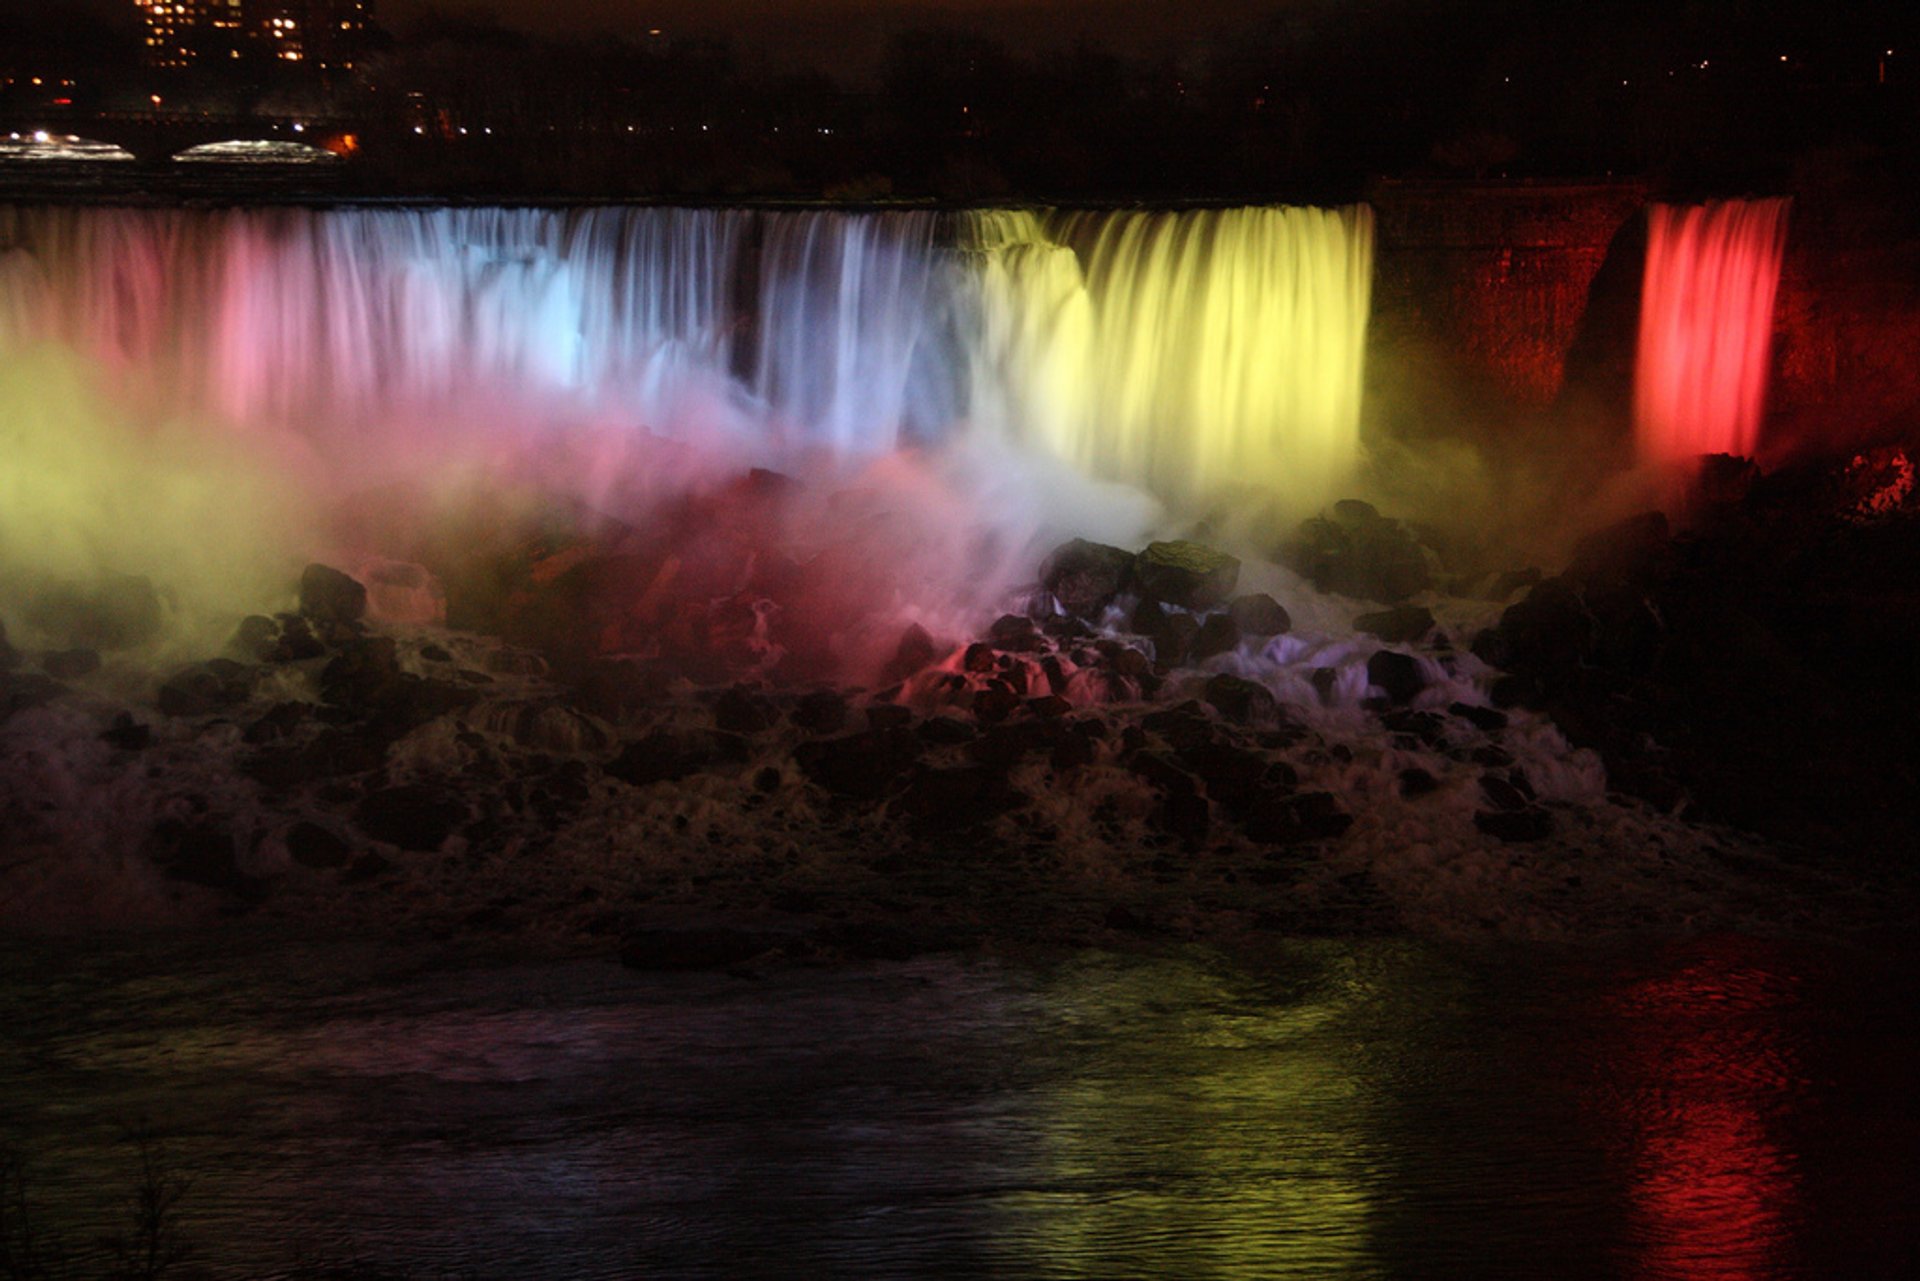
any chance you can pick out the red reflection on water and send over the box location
[1603,944,1805,1281]
[1635,200,1790,464]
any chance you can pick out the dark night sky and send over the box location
[381,0,1288,62]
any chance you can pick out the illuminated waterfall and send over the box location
[1040,205,1375,504]
[752,210,946,450]
[1635,198,1791,463]
[0,203,1375,505]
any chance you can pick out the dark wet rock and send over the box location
[753,766,783,793]
[608,730,750,787]
[1332,498,1380,526]
[340,852,393,884]
[1203,674,1278,726]
[244,726,392,786]
[881,622,939,685]
[1568,511,1670,590]
[286,821,352,870]
[1355,605,1436,644]
[1479,774,1532,812]
[1191,613,1242,661]
[1449,702,1509,733]
[1155,790,1212,844]
[573,658,674,720]
[1310,667,1338,703]
[791,689,849,735]
[987,614,1046,652]
[1040,538,1135,618]
[1379,708,1447,749]
[318,636,401,702]
[1133,540,1241,611]
[298,563,368,623]
[483,701,618,755]
[1588,588,1666,671]
[230,615,280,662]
[971,687,1022,724]
[893,765,1025,827]
[40,648,99,680]
[262,614,327,662]
[961,642,997,674]
[1486,568,1544,601]
[1469,627,1513,668]
[242,701,310,745]
[713,686,778,734]
[1475,808,1553,842]
[483,648,548,677]
[1282,509,1432,603]
[1178,740,1271,810]
[1049,731,1100,773]
[1105,643,1155,682]
[1138,705,1213,758]
[419,643,454,663]
[355,784,466,851]
[794,728,919,799]
[1129,751,1200,798]
[867,703,914,730]
[1495,580,1594,680]
[967,719,1065,771]
[1400,767,1441,797]
[1489,674,1543,709]
[1027,694,1071,718]
[149,819,253,895]
[1242,791,1353,844]
[157,660,252,718]
[25,573,164,651]
[1366,651,1424,705]
[0,617,17,670]
[101,712,151,751]
[1130,600,1199,668]
[916,715,976,746]
[1041,615,1095,642]
[1227,593,1292,637]
[619,926,775,971]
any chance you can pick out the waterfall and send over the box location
[1635,198,1791,463]
[0,202,1377,506]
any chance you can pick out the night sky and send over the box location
[383,0,1279,63]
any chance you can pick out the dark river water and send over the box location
[2,931,1915,1279]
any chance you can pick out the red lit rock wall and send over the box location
[1369,179,1648,410]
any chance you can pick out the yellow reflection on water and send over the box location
[1007,954,1379,1278]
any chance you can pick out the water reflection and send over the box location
[1010,956,1377,1278]
[0,935,1911,1279]
[1600,942,1808,1280]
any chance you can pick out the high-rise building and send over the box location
[134,1,373,72]
[135,2,228,70]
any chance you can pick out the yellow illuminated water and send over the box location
[972,206,1375,510]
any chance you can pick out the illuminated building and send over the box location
[133,1,372,71]
[135,2,226,69]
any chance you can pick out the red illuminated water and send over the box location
[1635,199,1791,464]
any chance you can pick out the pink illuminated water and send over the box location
[1635,199,1791,464]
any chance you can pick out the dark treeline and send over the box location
[2,1,1916,199]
